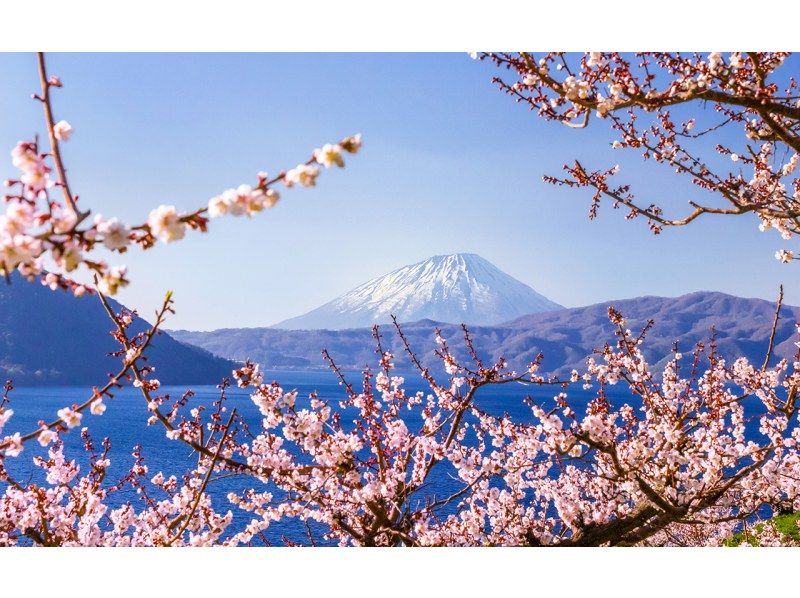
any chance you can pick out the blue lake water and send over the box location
[1,369,771,545]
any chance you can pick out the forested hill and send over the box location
[0,274,237,386]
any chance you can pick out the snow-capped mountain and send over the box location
[274,253,563,330]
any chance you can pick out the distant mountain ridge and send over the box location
[171,291,799,377]
[0,274,237,386]
[274,253,563,330]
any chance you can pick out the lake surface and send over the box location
[1,369,770,545]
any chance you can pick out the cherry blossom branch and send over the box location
[482,52,800,263]
[3,53,363,296]
[0,291,171,454]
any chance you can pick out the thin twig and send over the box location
[164,408,236,546]
[762,285,784,372]
[36,52,85,221]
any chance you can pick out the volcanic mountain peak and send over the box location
[274,253,563,330]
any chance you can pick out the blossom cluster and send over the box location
[0,439,235,546]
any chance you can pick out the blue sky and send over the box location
[0,53,794,330]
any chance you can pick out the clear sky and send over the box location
[0,53,795,330]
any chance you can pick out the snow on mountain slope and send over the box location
[274,253,563,330]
